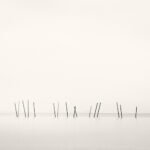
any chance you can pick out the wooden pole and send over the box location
[135,106,137,118]
[14,103,18,117]
[116,102,120,118]
[93,103,98,118]
[89,106,92,118]
[17,101,20,117]
[57,102,59,118]
[97,102,101,118]
[33,102,36,118]
[65,102,68,118]
[73,106,77,118]
[53,103,56,118]
[120,105,122,118]
[22,100,26,118]
[27,100,29,118]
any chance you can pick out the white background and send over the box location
[0,0,150,113]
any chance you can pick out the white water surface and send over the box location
[0,116,150,150]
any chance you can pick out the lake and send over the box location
[0,115,149,150]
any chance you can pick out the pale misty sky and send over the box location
[0,0,150,113]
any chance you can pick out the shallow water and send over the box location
[0,116,150,150]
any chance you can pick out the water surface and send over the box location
[0,116,149,150]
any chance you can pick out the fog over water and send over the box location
[0,0,150,149]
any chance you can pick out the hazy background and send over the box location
[0,0,150,114]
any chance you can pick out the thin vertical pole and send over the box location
[57,102,59,118]
[17,101,20,117]
[53,103,56,118]
[33,102,36,118]
[120,105,122,118]
[65,102,68,118]
[22,100,26,118]
[93,103,98,118]
[89,106,92,118]
[14,103,18,117]
[135,106,137,118]
[97,102,101,118]
[27,100,29,118]
[75,106,78,117]
[116,102,120,118]
[73,106,77,118]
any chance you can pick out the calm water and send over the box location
[0,116,150,150]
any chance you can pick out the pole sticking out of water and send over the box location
[27,100,29,118]
[57,102,59,118]
[14,103,18,117]
[120,105,123,118]
[89,106,92,118]
[53,103,56,118]
[93,103,98,118]
[33,102,36,118]
[22,100,26,118]
[65,102,69,118]
[17,101,20,117]
[116,102,120,118]
[73,106,78,118]
[135,106,138,119]
[97,102,101,118]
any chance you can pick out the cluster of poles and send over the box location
[14,101,138,119]
[116,102,138,119]
[14,100,36,118]
[52,102,78,118]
